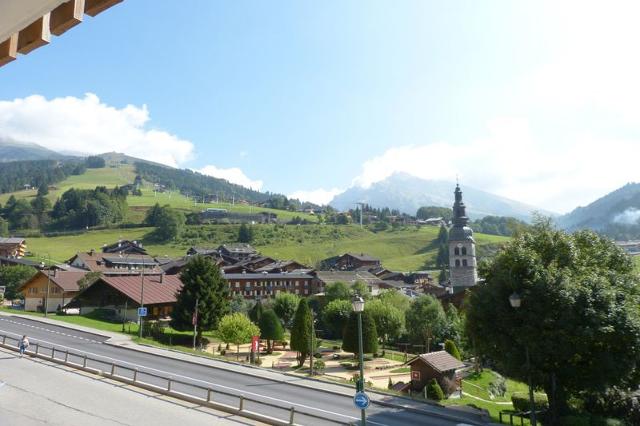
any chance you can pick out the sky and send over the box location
[1,0,640,213]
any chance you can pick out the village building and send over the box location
[0,255,43,269]
[67,274,182,321]
[0,237,26,258]
[19,270,87,312]
[223,272,316,298]
[407,351,465,394]
[101,240,147,255]
[448,184,478,292]
[67,250,163,275]
[222,256,277,274]
[217,243,258,262]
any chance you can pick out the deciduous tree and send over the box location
[258,309,284,353]
[342,310,378,360]
[217,313,259,360]
[273,292,300,329]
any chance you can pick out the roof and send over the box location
[100,275,183,305]
[0,237,25,245]
[218,243,257,254]
[314,270,383,285]
[343,253,380,262]
[19,270,87,292]
[407,351,465,373]
[0,256,40,267]
[102,240,147,254]
[69,252,162,274]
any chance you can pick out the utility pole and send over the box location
[43,254,51,317]
[192,297,199,350]
[138,257,145,339]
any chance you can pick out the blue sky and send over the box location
[2,1,640,213]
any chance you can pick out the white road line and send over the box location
[0,326,390,426]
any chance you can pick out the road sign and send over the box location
[353,391,370,410]
[137,307,147,317]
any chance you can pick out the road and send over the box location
[0,315,486,426]
[0,347,256,426]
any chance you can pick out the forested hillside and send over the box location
[0,160,85,194]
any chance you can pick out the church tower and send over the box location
[448,184,478,291]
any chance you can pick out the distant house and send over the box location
[19,271,87,312]
[0,256,42,269]
[67,251,163,275]
[335,253,381,271]
[67,274,182,321]
[313,270,383,296]
[218,244,258,262]
[254,260,309,273]
[102,240,147,255]
[407,351,465,394]
[222,256,277,274]
[0,238,27,258]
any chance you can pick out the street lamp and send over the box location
[509,292,536,426]
[352,294,366,426]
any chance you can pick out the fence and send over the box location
[0,333,341,426]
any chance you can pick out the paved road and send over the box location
[0,316,485,426]
[0,347,255,426]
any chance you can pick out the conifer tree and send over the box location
[171,256,229,346]
[249,298,263,323]
[444,339,462,361]
[290,299,313,366]
[259,309,284,353]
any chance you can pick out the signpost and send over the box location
[137,307,147,317]
[353,391,370,410]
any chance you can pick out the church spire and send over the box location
[452,184,469,227]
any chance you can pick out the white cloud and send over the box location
[199,165,263,191]
[350,117,640,214]
[613,208,640,225]
[0,93,193,167]
[289,188,344,205]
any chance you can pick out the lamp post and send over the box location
[41,254,51,317]
[138,257,146,339]
[352,294,366,426]
[509,292,537,426]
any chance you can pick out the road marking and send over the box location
[0,326,391,426]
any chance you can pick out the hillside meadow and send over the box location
[22,224,508,271]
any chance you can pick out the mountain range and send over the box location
[0,138,69,162]
[330,173,550,221]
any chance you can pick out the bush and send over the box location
[254,358,263,366]
[426,378,445,401]
[511,392,549,412]
[583,387,640,425]
[332,345,341,350]
[314,359,325,374]
[388,378,393,389]
[488,373,507,397]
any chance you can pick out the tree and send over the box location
[365,299,404,353]
[405,295,447,352]
[144,203,164,226]
[342,311,378,360]
[0,218,8,237]
[466,219,640,420]
[171,256,229,346]
[149,206,185,241]
[378,289,411,313]
[438,267,448,285]
[351,281,371,300]
[238,223,253,243]
[290,298,313,366]
[217,313,259,360]
[259,309,284,353]
[321,299,352,338]
[273,292,300,329]
[37,183,49,197]
[444,339,461,361]
[436,243,449,268]
[76,271,102,291]
[230,293,251,314]
[325,281,351,302]
[436,224,449,244]
[85,156,106,168]
[249,298,263,324]
[416,206,452,220]
[0,265,36,300]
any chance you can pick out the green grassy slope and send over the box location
[24,224,508,271]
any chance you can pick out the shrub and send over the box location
[220,349,226,356]
[488,373,507,397]
[388,378,393,389]
[313,352,322,358]
[426,378,445,401]
[254,358,263,366]
[332,345,341,350]
[314,359,325,374]
[511,392,548,412]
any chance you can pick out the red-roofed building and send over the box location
[67,274,182,321]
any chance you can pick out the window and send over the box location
[454,247,460,256]
[29,287,38,295]
[51,287,60,294]
[235,282,240,288]
[304,289,309,295]
[461,247,467,256]
[455,259,461,267]
[462,259,468,267]
[295,289,300,294]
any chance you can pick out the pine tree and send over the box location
[436,243,449,268]
[37,183,49,197]
[426,378,445,400]
[438,267,448,285]
[238,223,253,243]
[444,339,462,361]
[290,299,313,366]
[259,309,284,353]
[437,224,449,244]
[342,311,379,359]
[171,256,229,346]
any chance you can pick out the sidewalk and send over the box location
[0,312,492,424]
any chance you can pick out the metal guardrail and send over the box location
[0,333,342,426]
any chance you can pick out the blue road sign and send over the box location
[137,307,147,317]
[353,391,370,410]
